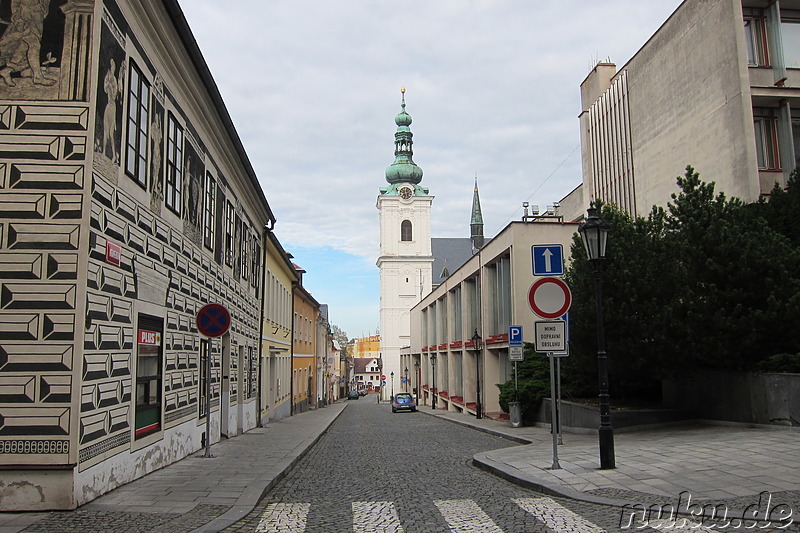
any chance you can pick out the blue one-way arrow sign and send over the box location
[532,244,564,276]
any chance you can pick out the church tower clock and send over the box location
[376,89,433,396]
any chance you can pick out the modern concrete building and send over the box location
[0,0,275,510]
[409,220,578,417]
[562,0,800,221]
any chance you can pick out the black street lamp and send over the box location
[414,361,420,401]
[578,202,615,469]
[430,353,437,410]
[404,367,409,392]
[472,329,483,419]
[390,371,394,400]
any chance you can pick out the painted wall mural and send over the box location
[0,0,93,101]
[92,10,124,183]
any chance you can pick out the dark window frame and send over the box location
[203,172,216,250]
[401,219,413,241]
[165,112,183,215]
[125,60,150,189]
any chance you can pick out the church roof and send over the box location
[431,238,474,286]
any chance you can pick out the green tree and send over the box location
[663,167,800,369]
[496,343,551,425]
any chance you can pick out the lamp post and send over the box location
[430,353,437,410]
[390,371,394,401]
[404,367,409,392]
[414,361,420,401]
[578,202,615,469]
[472,329,483,419]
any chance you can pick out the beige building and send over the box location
[562,0,800,220]
[409,220,578,417]
[261,231,297,421]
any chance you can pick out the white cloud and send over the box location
[179,0,684,334]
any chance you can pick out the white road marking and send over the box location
[514,497,606,532]
[352,500,405,533]
[255,502,311,532]
[434,499,504,532]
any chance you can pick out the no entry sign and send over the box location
[528,277,572,319]
[196,303,231,338]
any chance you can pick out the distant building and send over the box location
[377,90,485,401]
[561,0,799,220]
[353,357,382,392]
[411,220,578,416]
[292,264,319,414]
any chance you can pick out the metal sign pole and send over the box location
[548,353,560,469]
[557,356,563,445]
[514,361,519,401]
[204,336,213,458]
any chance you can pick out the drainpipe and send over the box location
[257,224,270,427]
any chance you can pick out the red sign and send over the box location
[196,303,231,338]
[106,241,121,267]
[381,374,386,381]
[138,329,160,345]
[528,277,572,319]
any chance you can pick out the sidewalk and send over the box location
[422,406,800,520]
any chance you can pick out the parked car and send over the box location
[348,391,359,400]
[358,390,367,396]
[392,392,416,413]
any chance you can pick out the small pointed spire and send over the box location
[471,175,485,251]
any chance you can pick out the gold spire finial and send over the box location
[401,87,406,93]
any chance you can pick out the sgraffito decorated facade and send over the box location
[0,0,273,510]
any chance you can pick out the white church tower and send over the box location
[376,89,433,397]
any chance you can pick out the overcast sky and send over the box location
[179,0,684,338]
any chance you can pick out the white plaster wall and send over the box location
[74,416,212,506]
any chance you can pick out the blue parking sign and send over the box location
[509,325,523,346]
[532,244,564,276]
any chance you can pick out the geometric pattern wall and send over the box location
[1,0,263,481]
[0,104,85,466]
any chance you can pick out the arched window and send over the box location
[401,220,412,241]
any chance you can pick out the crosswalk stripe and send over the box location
[646,519,717,532]
[434,499,504,533]
[255,502,311,533]
[352,500,405,533]
[514,497,606,533]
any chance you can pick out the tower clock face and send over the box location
[399,186,413,200]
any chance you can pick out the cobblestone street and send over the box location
[222,399,796,533]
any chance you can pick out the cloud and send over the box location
[180,0,684,335]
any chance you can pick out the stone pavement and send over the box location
[2,400,799,532]
[424,406,800,522]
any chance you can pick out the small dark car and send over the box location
[392,392,416,413]
[347,391,359,400]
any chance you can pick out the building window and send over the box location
[744,16,767,67]
[401,220,412,241]
[754,113,778,170]
[203,173,215,250]
[241,223,249,280]
[125,60,150,188]
[225,201,234,266]
[252,237,260,289]
[135,315,162,439]
[233,215,242,277]
[782,18,800,68]
[165,113,183,215]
